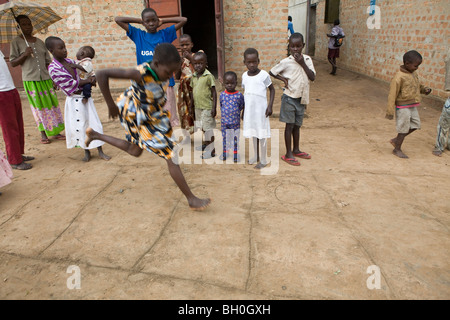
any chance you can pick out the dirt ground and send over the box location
[0,59,449,300]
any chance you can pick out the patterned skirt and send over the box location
[24,79,65,136]
[117,88,176,160]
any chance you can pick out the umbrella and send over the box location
[0,1,62,44]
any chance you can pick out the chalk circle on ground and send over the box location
[275,182,313,204]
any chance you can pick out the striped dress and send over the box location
[48,58,104,150]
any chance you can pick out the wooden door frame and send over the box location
[146,0,225,83]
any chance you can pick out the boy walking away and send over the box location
[386,50,432,159]
[115,8,187,127]
[432,97,450,157]
[85,43,210,210]
[220,71,245,162]
[190,51,217,159]
[326,19,345,75]
[76,46,96,104]
[270,33,315,166]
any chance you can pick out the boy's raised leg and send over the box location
[86,128,143,157]
[166,158,211,210]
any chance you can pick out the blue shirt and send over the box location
[220,91,244,125]
[288,21,294,35]
[127,24,177,86]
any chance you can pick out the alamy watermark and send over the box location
[171,128,280,175]
[66,265,81,290]
[366,265,381,290]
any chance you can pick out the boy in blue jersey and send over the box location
[115,7,187,126]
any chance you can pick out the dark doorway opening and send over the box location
[180,0,218,77]
[308,4,317,56]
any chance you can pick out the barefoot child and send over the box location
[76,46,96,105]
[242,48,275,169]
[190,51,217,159]
[115,8,187,127]
[176,34,196,137]
[45,36,110,162]
[86,43,210,210]
[270,33,315,166]
[386,50,432,159]
[219,71,245,162]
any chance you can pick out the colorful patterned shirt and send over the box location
[220,90,244,125]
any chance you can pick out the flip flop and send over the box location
[281,155,300,166]
[11,162,32,170]
[293,152,311,159]
[22,155,35,161]
[40,138,51,144]
[54,134,66,140]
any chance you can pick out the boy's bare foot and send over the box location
[393,149,408,159]
[188,197,211,211]
[85,128,98,148]
[82,150,91,162]
[254,163,267,169]
[99,152,111,161]
[432,150,442,157]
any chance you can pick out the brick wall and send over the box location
[28,0,287,87]
[314,0,450,99]
[223,0,288,83]
[32,0,142,70]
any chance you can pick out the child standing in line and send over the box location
[176,34,196,136]
[432,96,450,157]
[85,43,210,210]
[45,36,110,162]
[242,48,275,169]
[270,33,315,167]
[76,45,96,104]
[115,8,187,128]
[219,71,245,162]
[386,50,432,159]
[190,51,217,159]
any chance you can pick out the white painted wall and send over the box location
[288,0,307,38]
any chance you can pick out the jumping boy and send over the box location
[190,51,217,159]
[85,43,210,210]
[270,33,315,166]
[386,50,432,159]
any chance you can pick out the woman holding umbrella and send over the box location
[9,14,65,144]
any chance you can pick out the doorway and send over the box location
[308,3,317,56]
[180,0,218,77]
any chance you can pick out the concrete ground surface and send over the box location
[0,59,449,300]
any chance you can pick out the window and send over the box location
[324,0,340,24]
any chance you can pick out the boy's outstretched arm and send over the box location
[115,16,143,32]
[96,68,141,119]
[266,84,275,117]
[160,16,187,31]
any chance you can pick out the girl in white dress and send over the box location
[242,48,275,169]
